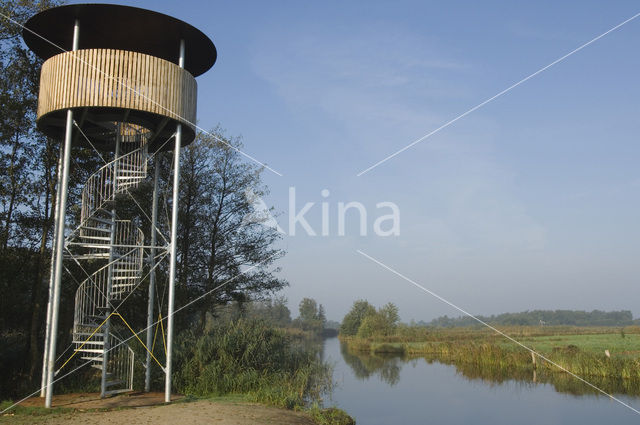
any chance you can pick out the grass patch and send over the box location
[174,318,333,409]
[504,333,640,357]
[308,406,355,425]
[372,343,405,355]
[0,400,68,417]
[0,400,117,424]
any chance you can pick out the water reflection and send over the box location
[340,342,402,386]
[339,340,640,398]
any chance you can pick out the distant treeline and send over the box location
[215,296,339,337]
[424,310,638,327]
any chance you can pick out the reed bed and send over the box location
[340,326,640,389]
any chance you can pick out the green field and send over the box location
[505,332,640,358]
[340,326,640,394]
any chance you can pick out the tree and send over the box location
[0,0,70,393]
[379,302,399,329]
[262,296,292,327]
[318,304,326,326]
[340,300,376,336]
[174,129,287,330]
[245,296,292,327]
[299,297,319,323]
[355,303,399,338]
[294,297,326,334]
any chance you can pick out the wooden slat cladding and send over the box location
[37,48,197,129]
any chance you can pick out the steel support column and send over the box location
[45,18,79,409]
[40,149,63,397]
[145,155,161,392]
[165,38,185,403]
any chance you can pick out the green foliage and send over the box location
[0,0,68,399]
[293,297,326,335]
[175,130,287,329]
[341,300,399,338]
[173,318,332,409]
[357,314,386,338]
[340,300,640,396]
[215,297,292,328]
[308,406,356,425]
[427,310,635,328]
[342,324,640,395]
[340,299,376,336]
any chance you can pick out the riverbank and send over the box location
[0,393,354,425]
[340,326,640,394]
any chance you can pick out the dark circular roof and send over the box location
[23,3,216,77]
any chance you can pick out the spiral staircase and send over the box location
[66,128,149,395]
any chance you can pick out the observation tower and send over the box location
[22,3,216,407]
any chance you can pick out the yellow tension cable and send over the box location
[151,314,160,354]
[57,313,113,372]
[113,313,164,369]
[150,312,167,357]
[57,312,165,374]
[159,312,168,355]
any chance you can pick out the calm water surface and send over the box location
[323,337,640,425]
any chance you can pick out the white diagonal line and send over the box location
[357,12,640,176]
[356,249,640,416]
[0,11,283,177]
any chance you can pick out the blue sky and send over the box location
[72,0,640,321]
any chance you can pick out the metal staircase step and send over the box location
[69,253,111,260]
[73,340,104,346]
[117,169,145,173]
[74,332,105,337]
[105,379,125,387]
[79,235,111,241]
[75,348,104,353]
[73,340,104,345]
[67,243,112,250]
[81,356,103,362]
[112,276,137,281]
[81,226,112,233]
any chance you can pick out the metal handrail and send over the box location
[70,133,148,393]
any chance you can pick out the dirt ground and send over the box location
[2,393,317,425]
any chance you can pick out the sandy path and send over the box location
[3,394,317,425]
[42,401,315,425]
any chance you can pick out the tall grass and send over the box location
[173,318,333,409]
